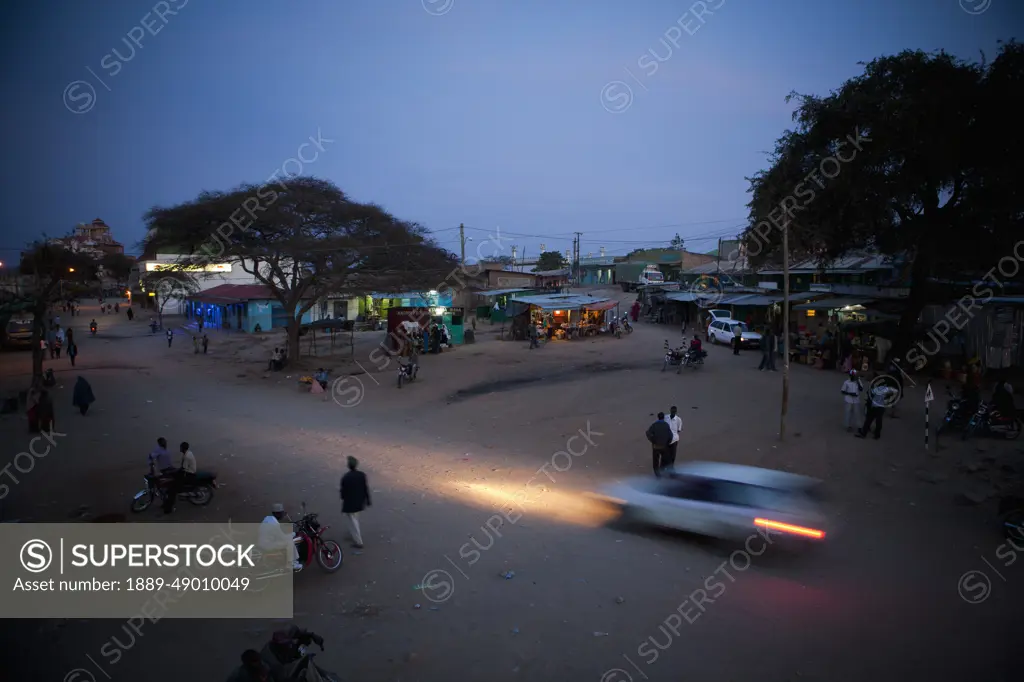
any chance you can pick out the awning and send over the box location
[582,300,619,311]
[718,294,760,305]
[664,292,699,303]
[476,288,534,297]
[985,296,1024,305]
[793,297,874,311]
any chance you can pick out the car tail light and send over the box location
[754,518,825,540]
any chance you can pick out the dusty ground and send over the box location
[0,294,1019,682]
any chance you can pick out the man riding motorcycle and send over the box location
[227,626,334,682]
[688,335,703,354]
[90,319,98,334]
[260,503,302,570]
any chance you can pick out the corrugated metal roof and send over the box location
[793,297,875,310]
[664,292,699,302]
[758,254,892,275]
[510,294,611,310]
[533,269,570,276]
[475,288,535,297]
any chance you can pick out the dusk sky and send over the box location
[1,0,1017,265]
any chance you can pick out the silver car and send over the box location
[595,461,827,543]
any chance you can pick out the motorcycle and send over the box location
[620,315,633,334]
[252,503,343,579]
[962,402,1022,441]
[259,626,340,682]
[130,469,217,512]
[662,340,686,373]
[999,495,1024,544]
[397,359,418,388]
[681,347,706,369]
[935,388,973,436]
[90,324,97,336]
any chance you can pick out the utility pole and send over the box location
[715,238,722,274]
[573,232,582,286]
[459,223,466,264]
[780,220,791,441]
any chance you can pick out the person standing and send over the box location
[46,326,56,359]
[197,316,204,333]
[202,334,209,354]
[193,335,200,354]
[529,322,539,349]
[54,326,65,359]
[166,329,174,348]
[646,412,673,477]
[841,370,863,432]
[340,456,371,549]
[857,381,893,440]
[732,322,742,355]
[666,406,683,472]
[127,307,134,321]
[67,340,78,367]
[758,327,772,370]
[72,376,95,416]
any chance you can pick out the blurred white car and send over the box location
[595,462,827,543]
[708,319,762,348]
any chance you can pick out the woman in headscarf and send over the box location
[26,378,43,433]
[72,376,95,416]
[36,390,55,432]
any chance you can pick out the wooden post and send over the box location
[780,221,791,441]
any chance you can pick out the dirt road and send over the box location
[0,299,1018,681]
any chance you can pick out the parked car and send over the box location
[594,461,827,543]
[702,309,732,338]
[708,319,762,348]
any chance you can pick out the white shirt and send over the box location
[55,329,65,342]
[841,379,861,405]
[180,449,197,474]
[667,414,682,443]
[258,515,292,550]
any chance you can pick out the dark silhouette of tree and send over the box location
[533,251,568,271]
[19,242,99,378]
[743,42,1024,354]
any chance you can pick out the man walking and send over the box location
[166,329,174,348]
[202,334,209,354]
[340,456,371,549]
[732,322,742,355]
[857,381,893,440]
[666,406,682,472]
[646,412,673,477]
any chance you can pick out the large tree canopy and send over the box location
[143,177,458,358]
[743,41,1024,352]
[533,251,568,271]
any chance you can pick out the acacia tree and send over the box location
[743,42,1024,354]
[533,251,568,271]
[143,177,457,359]
[140,269,199,328]
[18,241,98,378]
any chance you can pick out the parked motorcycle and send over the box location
[962,402,1022,441]
[935,387,973,436]
[1000,495,1024,544]
[662,340,686,373]
[130,469,217,512]
[252,503,343,580]
[397,360,418,388]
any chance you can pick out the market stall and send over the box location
[508,294,616,341]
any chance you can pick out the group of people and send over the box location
[98,302,119,314]
[147,437,198,514]
[192,334,210,354]
[645,406,684,477]
[26,375,95,432]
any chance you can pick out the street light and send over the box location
[68,268,75,272]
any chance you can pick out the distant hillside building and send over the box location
[50,218,125,258]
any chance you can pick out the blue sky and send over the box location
[0,0,1017,264]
